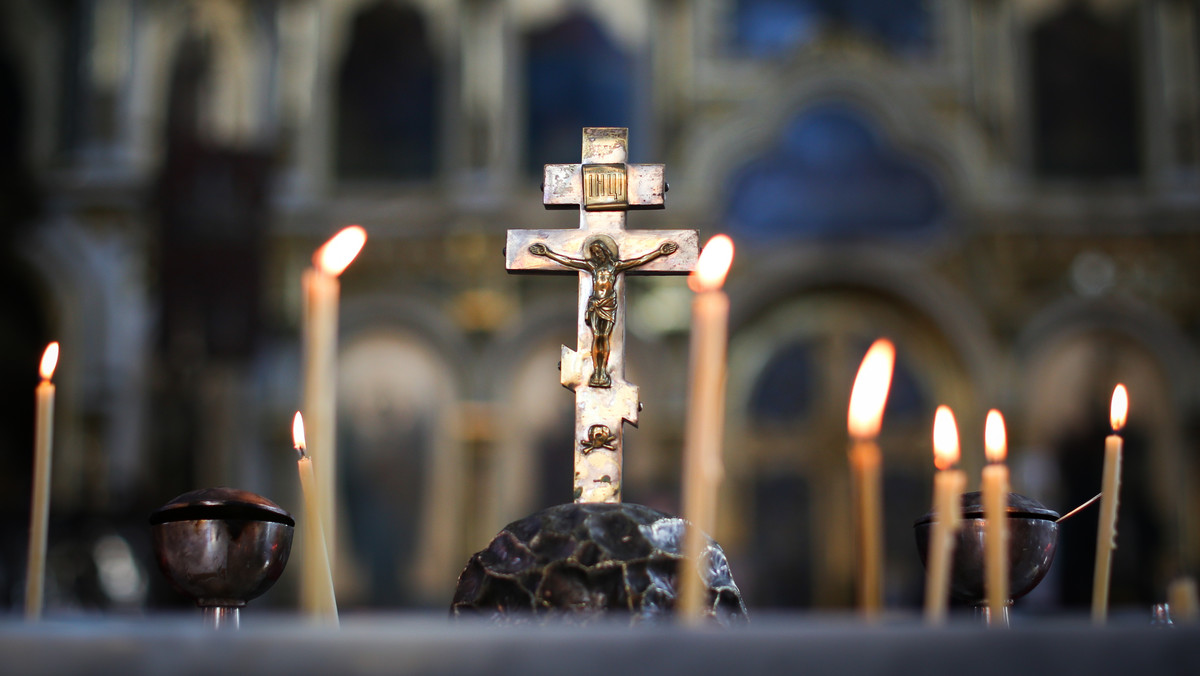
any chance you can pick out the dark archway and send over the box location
[335,0,438,181]
[0,29,50,609]
[1031,3,1141,179]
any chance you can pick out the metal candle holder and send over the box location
[150,488,294,629]
[914,491,1059,625]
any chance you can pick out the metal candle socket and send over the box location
[914,492,1059,625]
[150,488,294,629]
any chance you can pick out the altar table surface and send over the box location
[1,612,1196,676]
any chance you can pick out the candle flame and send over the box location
[315,225,367,276]
[985,409,1007,463]
[39,342,59,381]
[292,411,307,454]
[689,235,734,292]
[847,338,895,439]
[1110,384,1128,432]
[932,405,960,470]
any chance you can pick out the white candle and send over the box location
[846,338,895,618]
[293,412,339,625]
[25,342,58,621]
[925,405,965,624]
[679,235,734,623]
[1092,384,1127,623]
[982,409,1010,626]
[301,225,365,595]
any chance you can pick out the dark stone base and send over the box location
[450,503,748,626]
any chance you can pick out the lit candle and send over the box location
[25,342,58,621]
[679,234,734,623]
[847,338,895,618]
[982,408,1010,626]
[1092,384,1127,623]
[301,224,365,593]
[293,412,339,625]
[924,405,965,624]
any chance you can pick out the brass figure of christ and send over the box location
[529,236,679,387]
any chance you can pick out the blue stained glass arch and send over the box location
[724,104,947,246]
[747,335,929,428]
[523,12,634,173]
[734,0,932,58]
[749,340,817,426]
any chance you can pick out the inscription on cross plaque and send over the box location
[507,128,699,503]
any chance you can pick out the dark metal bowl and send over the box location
[150,488,294,608]
[914,491,1058,604]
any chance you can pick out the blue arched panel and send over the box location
[725,104,946,246]
[524,12,634,172]
[734,0,932,58]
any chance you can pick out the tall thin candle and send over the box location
[1092,384,1127,623]
[293,412,339,625]
[301,224,365,598]
[25,342,58,621]
[847,339,895,618]
[924,405,965,624]
[982,409,1010,627]
[679,234,734,623]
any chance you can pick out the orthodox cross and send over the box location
[506,128,699,503]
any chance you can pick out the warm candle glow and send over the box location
[315,225,367,276]
[847,339,895,440]
[27,340,58,620]
[985,409,1007,463]
[688,234,734,292]
[1093,386,1127,623]
[932,406,960,470]
[292,411,307,453]
[926,404,966,624]
[293,408,338,623]
[39,342,59,381]
[1110,384,1128,432]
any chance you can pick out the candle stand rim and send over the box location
[913,491,1058,527]
[150,487,294,526]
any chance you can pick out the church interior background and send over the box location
[0,0,1198,616]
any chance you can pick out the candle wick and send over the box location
[1056,492,1103,523]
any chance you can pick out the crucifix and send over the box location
[507,128,699,503]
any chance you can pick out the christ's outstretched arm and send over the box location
[529,243,590,271]
[614,241,678,272]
